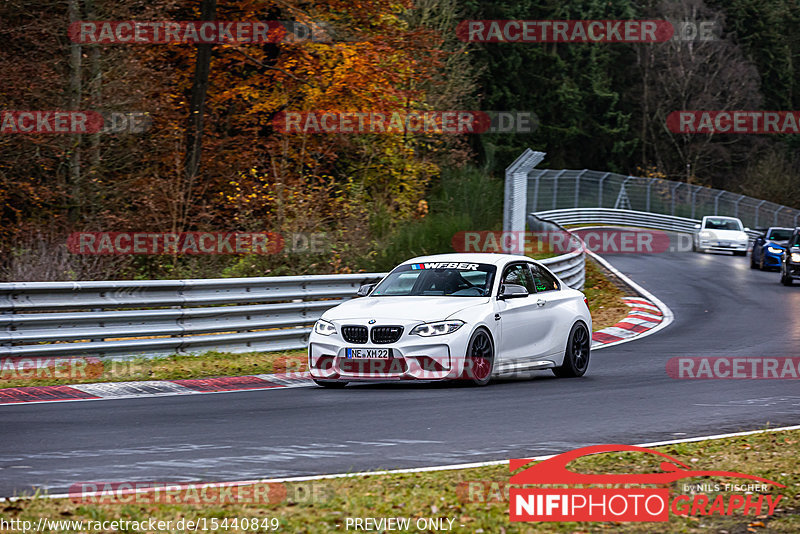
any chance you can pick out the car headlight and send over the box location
[313,319,336,336]
[410,320,465,337]
[791,253,800,264]
[767,246,784,254]
[699,230,713,239]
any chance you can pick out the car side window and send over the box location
[502,263,536,294]
[529,263,560,292]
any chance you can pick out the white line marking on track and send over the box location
[6,425,798,502]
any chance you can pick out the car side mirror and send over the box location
[694,224,701,230]
[356,283,376,297]
[744,227,751,232]
[498,283,529,300]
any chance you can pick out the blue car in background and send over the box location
[751,226,793,270]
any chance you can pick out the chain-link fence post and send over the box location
[754,200,766,228]
[713,190,724,215]
[574,170,586,207]
[553,172,558,209]
[734,195,745,218]
[552,169,566,209]
[531,171,540,212]
[598,172,610,207]
[670,183,681,216]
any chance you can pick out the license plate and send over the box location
[346,348,391,359]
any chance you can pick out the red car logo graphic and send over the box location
[510,444,785,487]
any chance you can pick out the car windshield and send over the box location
[371,262,496,297]
[705,218,742,231]
[768,229,793,241]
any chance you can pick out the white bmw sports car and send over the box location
[308,253,592,387]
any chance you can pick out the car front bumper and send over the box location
[698,239,748,252]
[785,262,800,279]
[762,249,784,267]
[308,329,470,382]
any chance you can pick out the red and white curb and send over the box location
[591,296,663,346]
[588,250,674,350]
[0,372,311,405]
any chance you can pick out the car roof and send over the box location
[401,253,538,266]
[703,215,741,221]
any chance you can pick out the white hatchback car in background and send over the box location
[693,216,750,255]
[308,253,592,387]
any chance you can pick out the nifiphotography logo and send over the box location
[509,444,784,522]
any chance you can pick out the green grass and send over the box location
[583,257,630,331]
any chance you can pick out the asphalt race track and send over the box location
[2,240,800,496]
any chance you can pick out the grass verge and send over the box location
[3,428,796,533]
[583,257,630,331]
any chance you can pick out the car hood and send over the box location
[323,296,490,322]
[766,240,788,247]
[702,229,748,240]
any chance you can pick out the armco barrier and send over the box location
[0,274,383,359]
[532,207,762,241]
[0,251,584,358]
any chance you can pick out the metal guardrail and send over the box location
[533,208,762,241]
[0,274,386,358]
[0,251,585,358]
[527,215,586,290]
[542,248,585,290]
